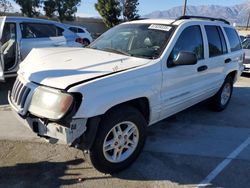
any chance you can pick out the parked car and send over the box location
[67,25,93,46]
[8,16,244,173]
[242,38,250,72]
[0,16,82,81]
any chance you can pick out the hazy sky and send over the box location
[10,0,247,17]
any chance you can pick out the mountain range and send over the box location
[144,1,250,26]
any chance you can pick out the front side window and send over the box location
[224,27,242,52]
[21,23,60,38]
[205,25,224,57]
[168,25,204,64]
[1,23,16,44]
[89,23,175,59]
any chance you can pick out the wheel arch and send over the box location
[226,70,238,83]
[105,97,150,124]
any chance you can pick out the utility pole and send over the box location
[247,12,250,30]
[183,0,187,16]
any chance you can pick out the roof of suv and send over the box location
[125,16,231,27]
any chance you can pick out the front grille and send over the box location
[11,78,31,110]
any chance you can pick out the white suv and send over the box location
[8,16,244,173]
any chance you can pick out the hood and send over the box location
[19,48,150,89]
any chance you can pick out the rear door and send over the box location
[0,16,6,81]
[19,22,67,60]
[202,25,229,93]
[223,27,244,72]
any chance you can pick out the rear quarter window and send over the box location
[224,27,242,52]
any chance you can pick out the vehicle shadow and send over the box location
[0,78,15,106]
[0,159,87,187]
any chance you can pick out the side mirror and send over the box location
[172,51,198,66]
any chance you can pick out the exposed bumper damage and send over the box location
[10,109,87,145]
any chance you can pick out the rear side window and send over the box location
[69,27,78,33]
[224,27,241,52]
[78,28,85,33]
[205,25,226,57]
[169,25,204,62]
[217,27,228,54]
[21,23,61,38]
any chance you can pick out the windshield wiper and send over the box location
[102,48,132,56]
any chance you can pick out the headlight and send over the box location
[29,86,73,120]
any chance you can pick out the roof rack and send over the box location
[174,15,230,25]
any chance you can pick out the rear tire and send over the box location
[87,105,147,174]
[82,39,90,46]
[210,76,233,111]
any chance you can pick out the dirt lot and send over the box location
[0,75,250,188]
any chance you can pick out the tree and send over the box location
[43,0,56,18]
[95,0,121,28]
[122,0,140,21]
[0,0,13,15]
[15,0,41,17]
[43,0,81,21]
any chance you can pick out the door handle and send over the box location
[197,65,208,72]
[225,58,232,64]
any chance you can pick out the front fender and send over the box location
[68,66,162,119]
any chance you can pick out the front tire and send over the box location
[210,76,233,111]
[88,105,147,174]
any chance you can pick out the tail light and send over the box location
[75,38,84,45]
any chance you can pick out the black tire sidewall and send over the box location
[212,76,233,111]
[89,105,147,173]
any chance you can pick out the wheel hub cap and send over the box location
[103,121,139,163]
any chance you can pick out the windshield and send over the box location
[89,23,175,59]
[242,39,250,49]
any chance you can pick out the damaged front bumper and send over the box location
[10,109,87,145]
[8,89,87,145]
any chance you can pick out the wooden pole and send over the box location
[183,0,187,16]
[247,12,250,30]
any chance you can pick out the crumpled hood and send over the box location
[19,48,150,89]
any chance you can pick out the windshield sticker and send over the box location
[148,24,172,31]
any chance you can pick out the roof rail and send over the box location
[175,15,230,25]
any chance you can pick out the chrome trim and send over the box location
[8,77,37,116]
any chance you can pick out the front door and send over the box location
[160,25,208,119]
[0,16,6,81]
